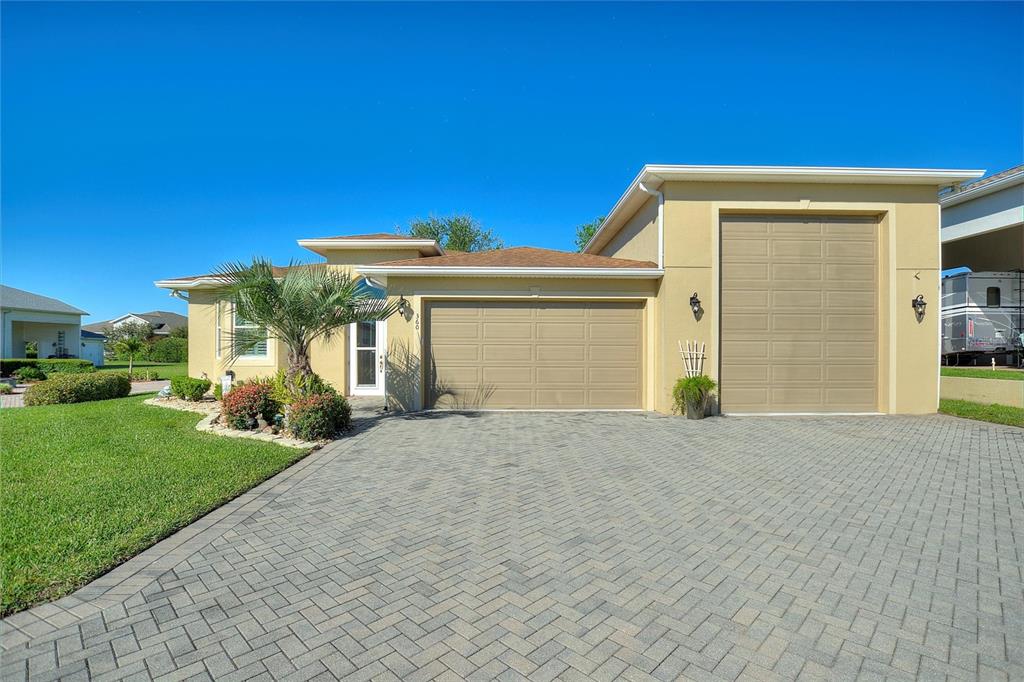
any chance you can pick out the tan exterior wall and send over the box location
[601,181,942,415]
[186,290,285,384]
[601,196,659,263]
[322,249,423,268]
[383,276,659,412]
[942,225,1024,271]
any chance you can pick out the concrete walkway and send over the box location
[0,380,168,409]
[2,412,1022,680]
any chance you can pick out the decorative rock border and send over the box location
[143,397,322,449]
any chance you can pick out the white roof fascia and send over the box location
[584,164,986,254]
[355,266,664,279]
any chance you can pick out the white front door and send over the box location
[349,320,386,396]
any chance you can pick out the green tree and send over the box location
[574,216,605,252]
[103,321,154,360]
[215,259,398,394]
[169,326,188,339]
[406,214,503,252]
[115,337,145,375]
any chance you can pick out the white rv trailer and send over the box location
[941,271,1023,364]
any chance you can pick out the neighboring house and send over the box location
[82,310,187,337]
[941,164,1023,272]
[0,286,91,361]
[156,165,982,415]
[80,330,106,367]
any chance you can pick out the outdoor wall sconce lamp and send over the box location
[689,292,702,317]
[911,294,927,317]
[397,295,410,316]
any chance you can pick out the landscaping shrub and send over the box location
[170,376,212,401]
[148,337,188,363]
[221,383,280,430]
[269,369,335,405]
[287,393,351,440]
[126,369,161,381]
[0,384,12,394]
[23,373,131,406]
[213,382,223,400]
[14,366,47,382]
[1,359,94,376]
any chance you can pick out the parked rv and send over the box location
[941,271,1023,365]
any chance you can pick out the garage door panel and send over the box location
[772,240,823,258]
[722,340,769,360]
[482,344,532,361]
[430,344,480,362]
[535,390,587,408]
[589,345,641,362]
[431,322,481,341]
[772,290,822,308]
[536,323,586,340]
[536,367,586,384]
[482,366,535,384]
[482,322,533,340]
[772,263,822,281]
[535,344,586,362]
[426,301,642,409]
[722,215,877,413]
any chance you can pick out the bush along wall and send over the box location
[1,359,95,376]
[23,373,131,406]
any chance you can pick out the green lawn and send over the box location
[941,366,1024,381]
[0,395,309,615]
[939,398,1024,427]
[96,360,188,379]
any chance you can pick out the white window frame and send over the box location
[215,300,222,359]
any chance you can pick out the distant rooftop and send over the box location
[0,285,88,315]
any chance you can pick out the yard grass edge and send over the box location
[939,398,1024,427]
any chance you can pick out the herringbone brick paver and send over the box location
[2,412,1022,680]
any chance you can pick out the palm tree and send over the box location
[215,259,398,394]
[115,337,145,375]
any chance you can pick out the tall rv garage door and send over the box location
[721,215,878,413]
[425,300,643,409]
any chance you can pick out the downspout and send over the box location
[637,181,664,268]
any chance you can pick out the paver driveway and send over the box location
[2,412,1022,681]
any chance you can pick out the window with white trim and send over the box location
[233,309,268,357]
[215,300,222,359]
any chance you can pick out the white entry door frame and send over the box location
[349,320,386,396]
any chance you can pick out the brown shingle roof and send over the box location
[161,266,290,283]
[369,247,658,269]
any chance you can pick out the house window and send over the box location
[215,301,222,359]
[987,287,1001,307]
[233,310,268,357]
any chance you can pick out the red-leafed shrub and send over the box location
[221,383,280,430]
[288,393,351,440]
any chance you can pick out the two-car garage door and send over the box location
[720,215,879,413]
[425,300,643,409]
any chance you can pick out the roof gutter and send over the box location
[637,181,664,268]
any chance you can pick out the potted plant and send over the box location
[672,375,717,419]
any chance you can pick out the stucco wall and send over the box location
[186,290,285,384]
[604,181,942,414]
[600,196,659,263]
[941,375,1024,408]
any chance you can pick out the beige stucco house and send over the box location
[156,165,984,415]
